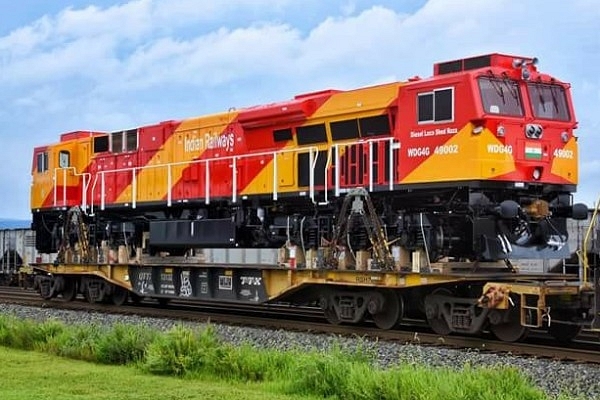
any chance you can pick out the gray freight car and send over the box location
[0,229,37,285]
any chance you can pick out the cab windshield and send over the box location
[527,83,570,121]
[478,76,523,116]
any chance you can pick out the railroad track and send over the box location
[1,286,599,364]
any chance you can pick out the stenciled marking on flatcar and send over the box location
[137,271,154,294]
[355,275,383,284]
[553,149,574,159]
[160,272,176,295]
[218,275,233,290]
[487,144,513,154]
[184,131,235,153]
[240,276,262,286]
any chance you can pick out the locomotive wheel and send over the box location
[547,310,582,343]
[490,295,529,342]
[111,286,129,306]
[371,291,403,330]
[60,278,77,302]
[425,288,452,336]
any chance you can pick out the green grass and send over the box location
[0,314,580,400]
[0,346,312,400]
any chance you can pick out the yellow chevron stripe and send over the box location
[402,125,515,183]
[116,111,238,204]
[309,82,402,119]
[550,137,578,183]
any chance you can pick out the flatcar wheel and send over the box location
[111,286,129,306]
[60,279,77,302]
[130,293,143,305]
[157,298,170,306]
[372,291,403,330]
[547,310,582,343]
[425,288,452,336]
[490,295,529,342]
[323,307,341,325]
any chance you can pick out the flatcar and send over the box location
[30,53,598,341]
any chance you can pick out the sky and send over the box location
[0,0,598,220]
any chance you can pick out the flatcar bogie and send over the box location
[489,295,529,342]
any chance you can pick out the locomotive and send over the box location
[30,53,598,342]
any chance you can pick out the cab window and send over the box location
[527,83,570,121]
[478,77,523,116]
[417,88,454,123]
[59,150,70,168]
[36,152,48,173]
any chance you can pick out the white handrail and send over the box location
[204,160,210,204]
[273,153,278,201]
[85,137,399,214]
[88,146,319,212]
[232,157,237,203]
[131,169,137,209]
[309,149,315,202]
[52,167,91,211]
[368,141,374,192]
[331,137,397,196]
[167,164,172,207]
[334,144,340,197]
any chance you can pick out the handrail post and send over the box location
[89,174,96,216]
[273,153,278,201]
[53,170,57,207]
[334,144,340,197]
[388,138,394,191]
[167,164,172,207]
[132,169,137,209]
[309,149,315,202]
[101,172,106,211]
[232,157,237,203]
[368,141,374,192]
[63,169,67,206]
[205,160,210,205]
[82,173,89,212]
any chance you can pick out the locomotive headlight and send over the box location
[532,167,542,180]
[561,131,569,143]
[525,124,543,139]
[472,126,483,135]
[496,125,505,137]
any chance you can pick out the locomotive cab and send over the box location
[393,54,586,262]
[31,131,99,253]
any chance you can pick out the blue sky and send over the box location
[0,0,598,219]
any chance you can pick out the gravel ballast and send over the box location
[1,303,598,399]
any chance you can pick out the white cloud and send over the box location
[0,0,599,218]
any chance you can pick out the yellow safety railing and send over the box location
[579,195,600,286]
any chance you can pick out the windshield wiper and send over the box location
[488,78,506,104]
[549,85,560,112]
[501,73,520,107]
[536,86,547,113]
